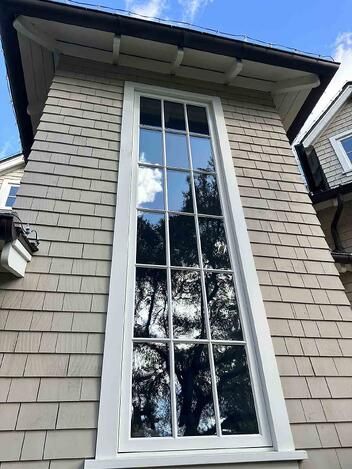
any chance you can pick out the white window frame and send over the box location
[85,82,306,469]
[0,180,20,209]
[330,129,352,174]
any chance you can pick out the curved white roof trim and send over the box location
[0,154,24,176]
[302,84,352,147]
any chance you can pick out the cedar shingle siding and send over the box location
[0,56,351,468]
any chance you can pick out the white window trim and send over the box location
[0,180,20,209]
[330,129,352,174]
[85,82,306,469]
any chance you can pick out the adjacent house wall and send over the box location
[317,201,352,305]
[0,162,24,190]
[0,55,351,469]
[311,97,352,188]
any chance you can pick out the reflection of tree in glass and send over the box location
[214,346,258,435]
[131,343,172,437]
[205,272,243,341]
[172,270,205,339]
[199,217,231,269]
[136,213,166,265]
[194,172,221,216]
[133,159,257,438]
[134,268,168,338]
[175,343,216,436]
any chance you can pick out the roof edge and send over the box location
[0,0,340,155]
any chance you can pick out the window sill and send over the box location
[84,448,307,468]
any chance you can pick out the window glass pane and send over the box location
[167,170,193,213]
[171,270,205,339]
[190,136,214,172]
[164,101,186,131]
[165,133,189,168]
[213,345,258,435]
[169,214,199,267]
[139,129,163,165]
[198,217,231,269]
[140,97,161,127]
[205,272,242,341]
[341,136,352,156]
[5,197,16,207]
[131,343,172,437]
[194,173,221,215]
[175,343,216,436]
[187,105,209,135]
[136,211,166,265]
[134,268,168,338]
[8,186,19,197]
[137,166,164,210]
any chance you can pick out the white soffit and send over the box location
[15,15,320,132]
[302,84,352,147]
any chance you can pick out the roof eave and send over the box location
[0,0,339,158]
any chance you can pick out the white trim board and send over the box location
[0,155,24,176]
[302,84,352,147]
[90,82,304,468]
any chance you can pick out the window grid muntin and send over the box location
[131,96,260,441]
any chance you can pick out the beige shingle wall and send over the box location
[312,98,352,188]
[0,56,351,468]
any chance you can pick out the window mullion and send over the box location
[184,102,222,438]
[161,98,178,440]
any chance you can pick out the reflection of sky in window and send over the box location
[190,136,213,171]
[139,129,163,165]
[137,167,163,209]
[165,133,189,168]
[167,170,192,212]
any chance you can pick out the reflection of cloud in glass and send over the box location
[137,167,163,206]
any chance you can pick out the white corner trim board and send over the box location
[329,129,352,174]
[0,239,32,277]
[89,81,305,468]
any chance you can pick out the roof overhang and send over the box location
[0,0,339,159]
[301,82,352,148]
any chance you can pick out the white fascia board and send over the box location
[302,85,352,148]
[0,155,24,176]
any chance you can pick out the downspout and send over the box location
[331,193,344,252]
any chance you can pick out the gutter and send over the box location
[0,0,339,159]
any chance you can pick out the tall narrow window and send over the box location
[119,95,270,453]
[92,84,299,468]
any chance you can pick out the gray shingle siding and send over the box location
[312,97,352,188]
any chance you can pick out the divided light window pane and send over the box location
[131,95,259,443]
[140,97,162,127]
[139,129,163,165]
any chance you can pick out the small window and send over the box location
[330,131,352,173]
[0,181,20,209]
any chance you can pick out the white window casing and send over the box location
[85,82,306,469]
[330,129,352,174]
[0,180,20,209]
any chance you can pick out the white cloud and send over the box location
[177,0,213,22]
[124,0,167,18]
[137,167,163,206]
[296,32,352,142]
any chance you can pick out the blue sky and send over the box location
[1,0,352,157]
